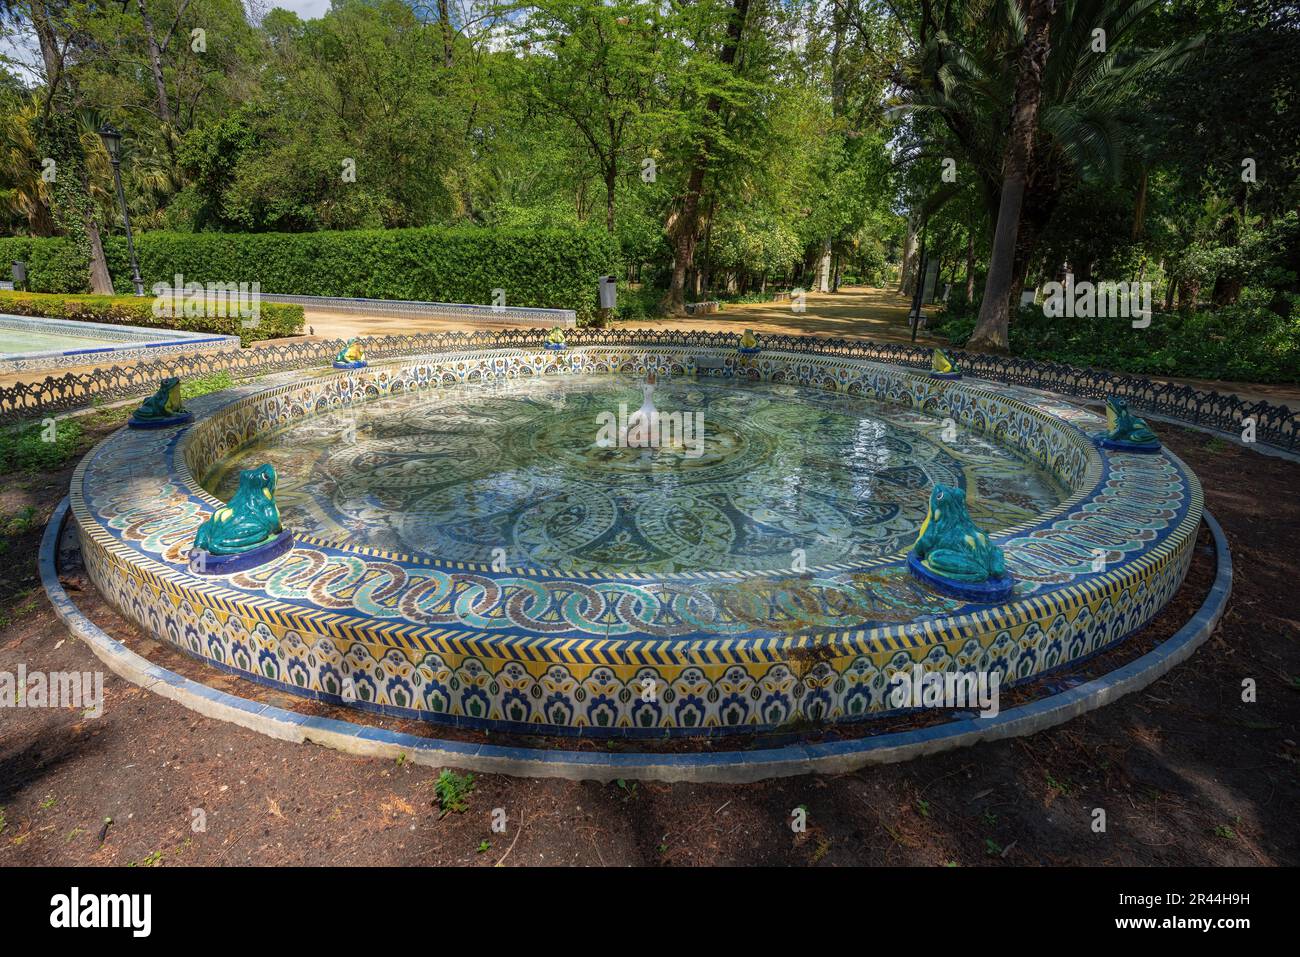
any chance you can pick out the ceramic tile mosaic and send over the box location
[72,343,1202,736]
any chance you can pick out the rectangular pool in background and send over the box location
[0,314,240,375]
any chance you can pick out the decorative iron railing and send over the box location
[3,328,1295,453]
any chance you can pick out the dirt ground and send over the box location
[0,404,1297,866]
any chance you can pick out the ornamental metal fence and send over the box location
[2,328,1295,453]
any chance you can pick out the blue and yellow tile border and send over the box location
[67,340,1204,737]
[41,497,1232,781]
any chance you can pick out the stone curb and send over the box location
[40,499,1231,783]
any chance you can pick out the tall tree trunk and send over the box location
[659,0,750,315]
[135,0,177,171]
[899,215,919,293]
[662,162,706,313]
[1212,275,1242,306]
[963,231,976,301]
[29,11,114,296]
[84,211,113,294]
[968,0,1056,353]
[1131,166,1148,241]
[817,239,832,292]
[438,0,454,68]
[1007,214,1044,313]
[135,0,173,127]
[604,162,616,233]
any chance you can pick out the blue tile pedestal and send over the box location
[188,529,295,575]
[332,360,367,370]
[907,552,1014,603]
[128,411,193,430]
[1095,435,1161,454]
[929,371,963,381]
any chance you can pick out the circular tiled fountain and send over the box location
[69,339,1203,738]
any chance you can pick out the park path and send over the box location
[610,285,941,345]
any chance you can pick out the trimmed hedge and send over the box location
[0,290,304,346]
[3,226,621,322]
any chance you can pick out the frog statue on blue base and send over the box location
[1097,396,1160,452]
[193,464,285,556]
[333,338,367,369]
[128,377,192,428]
[930,348,962,379]
[913,484,1004,581]
[908,483,1013,601]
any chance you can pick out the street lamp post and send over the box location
[98,123,145,297]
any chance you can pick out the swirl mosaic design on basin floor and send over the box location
[71,342,1202,736]
[204,375,1066,575]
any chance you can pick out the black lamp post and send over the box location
[98,123,145,297]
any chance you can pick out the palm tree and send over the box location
[894,0,1202,349]
[0,95,55,235]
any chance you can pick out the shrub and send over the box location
[102,225,620,322]
[8,226,618,322]
[0,290,304,345]
[433,770,474,816]
[929,291,1300,384]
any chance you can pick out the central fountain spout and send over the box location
[626,369,659,461]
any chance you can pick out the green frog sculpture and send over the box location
[189,463,294,574]
[544,326,567,350]
[333,337,367,369]
[907,483,1013,601]
[128,377,192,429]
[1096,396,1160,452]
[930,348,962,380]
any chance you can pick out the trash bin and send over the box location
[599,275,617,310]
[12,260,27,290]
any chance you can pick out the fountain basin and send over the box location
[71,341,1201,736]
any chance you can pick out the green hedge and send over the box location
[0,236,89,294]
[3,226,619,321]
[0,290,304,345]
[930,292,1300,385]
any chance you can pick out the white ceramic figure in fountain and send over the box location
[626,369,659,448]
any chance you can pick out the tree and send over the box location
[659,0,752,315]
[512,1,662,234]
[969,0,1056,352]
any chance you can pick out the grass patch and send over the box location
[181,370,235,400]
[0,417,84,473]
[433,770,474,816]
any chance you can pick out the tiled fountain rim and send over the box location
[72,343,1201,657]
[68,341,1204,736]
[40,498,1232,780]
[177,345,1103,580]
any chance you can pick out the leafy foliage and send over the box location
[0,289,304,344]
[433,770,474,816]
[932,295,1300,384]
[0,417,84,473]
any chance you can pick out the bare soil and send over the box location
[0,410,1296,867]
